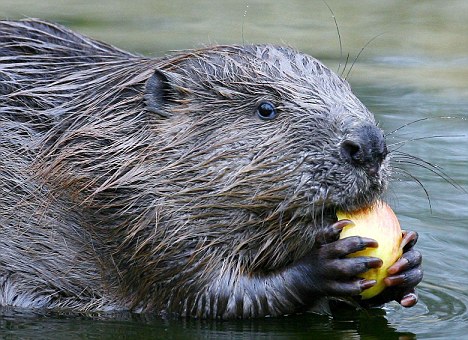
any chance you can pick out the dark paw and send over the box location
[297,220,383,297]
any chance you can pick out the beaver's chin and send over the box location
[335,197,381,214]
[319,191,384,226]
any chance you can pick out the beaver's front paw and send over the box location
[361,230,423,308]
[295,220,383,298]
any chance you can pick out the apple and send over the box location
[337,201,403,299]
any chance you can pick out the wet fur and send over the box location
[0,19,391,316]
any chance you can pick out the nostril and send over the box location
[340,125,388,175]
[341,139,362,164]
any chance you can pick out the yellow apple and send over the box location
[337,201,403,299]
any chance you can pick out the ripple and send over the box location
[424,284,467,321]
[385,281,468,338]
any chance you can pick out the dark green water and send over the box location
[1,1,467,339]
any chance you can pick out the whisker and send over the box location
[387,134,464,152]
[386,117,431,136]
[322,0,343,74]
[386,116,467,137]
[341,52,350,79]
[241,4,249,45]
[392,151,466,193]
[392,167,432,213]
[345,32,386,80]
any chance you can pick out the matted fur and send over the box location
[0,19,389,317]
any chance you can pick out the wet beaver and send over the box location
[0,19,422,318]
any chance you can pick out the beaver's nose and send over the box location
[340,125,387,176]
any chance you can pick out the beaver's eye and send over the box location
[256,101,278,120]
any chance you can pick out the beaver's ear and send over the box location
[144,70,179,118]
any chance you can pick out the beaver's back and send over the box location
[0,19,131,59]
[0,19,150,310]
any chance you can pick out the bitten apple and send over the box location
[337,201,403,299]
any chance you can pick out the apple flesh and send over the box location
[337,201,403,299]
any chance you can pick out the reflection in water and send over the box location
[1,306,418,339]
[1,0,467,338]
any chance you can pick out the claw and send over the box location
[400,230,418,250]
[316,219,355,245]
[400,292,418,307]
[333,219,354,229]
[383,273,406,286]
[360,279,376,291]
[387,257,409,275]
[366,257,383,269]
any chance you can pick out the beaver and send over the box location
[0,19,422,318]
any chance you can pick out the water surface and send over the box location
[1,1,467,339]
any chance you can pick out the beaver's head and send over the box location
[138,45,389,272]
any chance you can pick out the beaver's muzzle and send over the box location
[340,125,388,176]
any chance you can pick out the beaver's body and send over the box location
[0,19,422,318]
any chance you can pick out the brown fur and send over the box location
[0,19,391,317]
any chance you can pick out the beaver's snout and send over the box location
[341,125,387,176]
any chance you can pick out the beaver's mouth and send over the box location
[317,193,382,229]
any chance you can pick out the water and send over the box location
[1,1,467,339]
